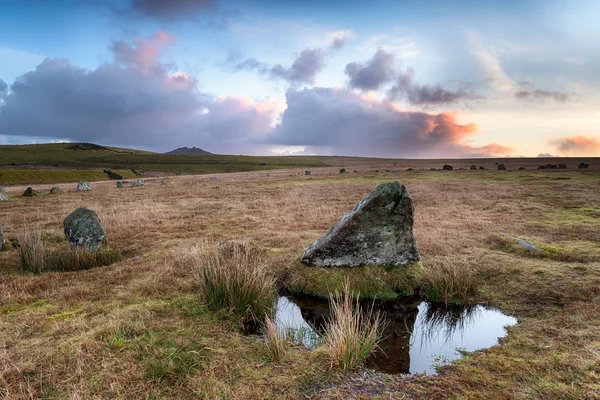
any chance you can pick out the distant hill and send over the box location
[165,146,212,155]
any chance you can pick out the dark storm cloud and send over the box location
[267,87,506,158]
[234,48,326,85]
[344,49,396,91]
[0,33,276,151]
[515,89,572,102]
[128,0,216,20]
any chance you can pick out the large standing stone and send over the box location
[301,181,420,267]
[132,179,145,187]
[76,181,92,192]
[0,188,8,201]
[63,207,106,251]
[497,164,507,170]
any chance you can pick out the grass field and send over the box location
[1,162,600,398]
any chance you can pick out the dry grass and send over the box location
[0,167,599,398]
[16,227,46,273]
[263,315,288,361]
[324,280,384,370]
[187,241,277,325]
[421,257,479,305]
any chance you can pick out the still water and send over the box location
[273,295,517,374]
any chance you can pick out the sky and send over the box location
[0,0,599,157]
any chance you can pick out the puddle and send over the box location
[273,295,517,375]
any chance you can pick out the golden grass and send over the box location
[421,257,479,305]
[0,166,599,398]
[324,280,384,370]
[263,315,287,361]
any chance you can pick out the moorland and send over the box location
[0,144,599,399]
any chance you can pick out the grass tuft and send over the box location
[324,280,384,370]
[193,241,277,325]
[17,227,122,273]
[263,315,288,361]
[17,228,46,273]
[421,257,479,305]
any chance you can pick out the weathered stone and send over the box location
[63,207,106,252]
[579,162,589,169]
[161,179,168,184]
[353,170,359,173]
[301,181,420,267]
[479,166,485,170]
[305,170,311,176]
[442,164,453,171]
[470,165,477,170]
[340,168,347,173]
[22,187,37,197]
[210,177,218,181]
[503,234,543,253]
[265,173,271,177]
[407,168,414,171]
[0,224,4,250]
[116,181,123,188]
[50,186,61,194]
[497,164,507,170]
[518,167,526,170]
[131,179,144,187]
[0,188,8,201]
[76,181,92,192]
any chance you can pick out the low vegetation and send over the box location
[324,281,384,370]
[421,257,480,305]
[284,259,422,300]
[187,241,277,325]
[263,315,288,361]
[0,165,599,398]
[17,227,122,273]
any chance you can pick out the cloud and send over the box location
[127,0,216,20]
[328,30,353,51]
[268,87,507,158]
[110,31,174,70]
[344,48,396,91]
[0,32,276,152]
[234,48,326,86]
[515,90,572,102]
[467,31,518,93]
[386,67,479,106]
[0,79,7,100]
[551,135,600,155]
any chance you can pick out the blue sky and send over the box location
[0,0,599,157]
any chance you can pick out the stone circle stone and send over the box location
[0,188,8,201]
[116,181,123,188]
[497,164,507,170]
[579,162,589,169]
[301,181,420,268]
[442,164,453,171]
[76,181,92,192]
[50,186,61,194]
[22,187,38,197]
[63,207,106,252]
[305,170,311,176]
[131,179,144,187]
[161,179,168,184]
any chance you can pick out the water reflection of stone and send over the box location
[286,295,421,374]
[277,295,517,375]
